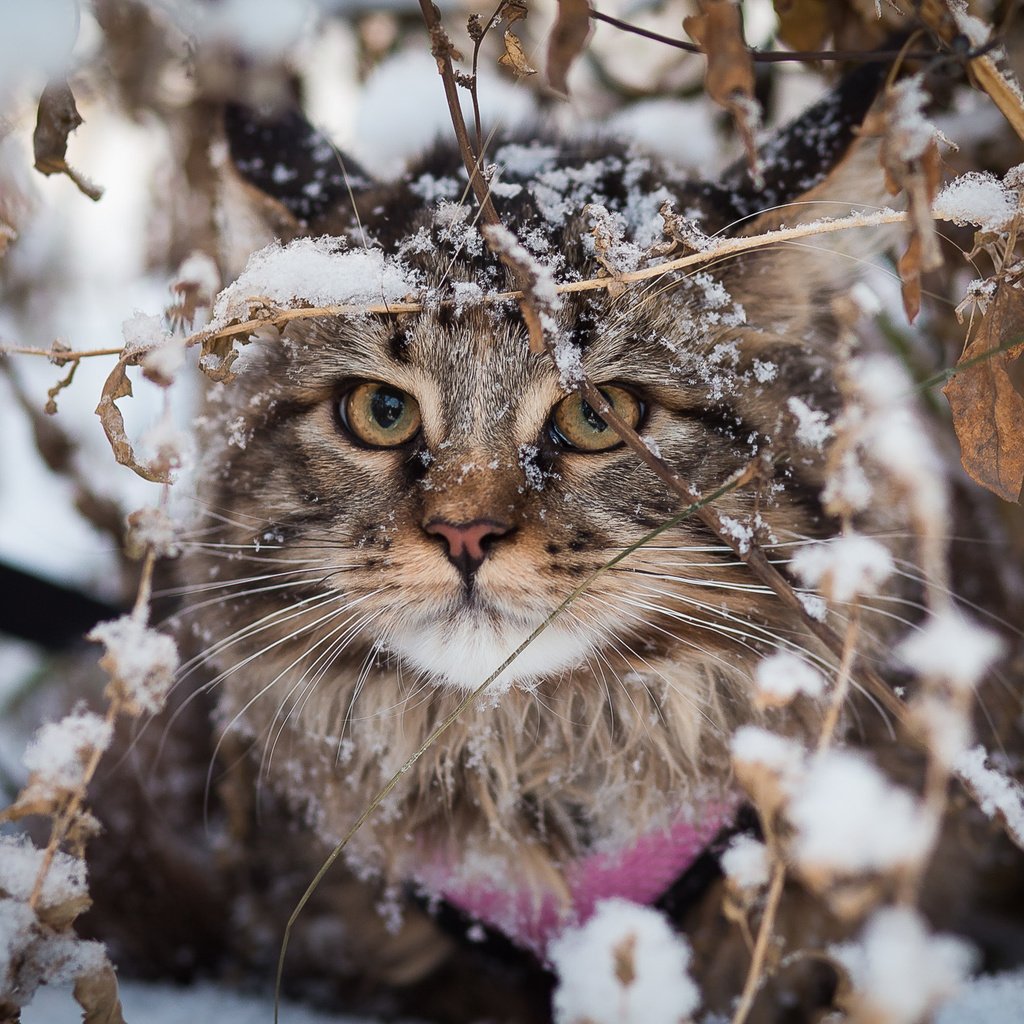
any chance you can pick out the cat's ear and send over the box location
[224,102,374,237]
[685,62,889,235]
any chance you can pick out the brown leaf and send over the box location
[498,30,537,77]
[898,233,923,324]
[773,0,831,52]
[547,0,592,96]
[95,356,169,483]
[943,278,1024,503]
[74,961,126,1024]
[502,0,529,26]
[683,1,761,184]
[33,81,104,202]
[612,933,637,987]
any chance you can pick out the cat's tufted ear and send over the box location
[684,61,889,235]
[224,102,374,238]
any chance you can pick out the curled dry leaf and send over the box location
[498,30,536,77]
[74,961,127,1024]
[872,78,943,323]
[95,355,169,484]
[943,276,1024,504]
[683,0,762,185]
[33,80,104,202]
[546,0,591,96]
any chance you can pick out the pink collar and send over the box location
[425,802,736,958]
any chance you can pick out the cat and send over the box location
[79,65,1021,1022]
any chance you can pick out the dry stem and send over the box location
[731,858,787,1024]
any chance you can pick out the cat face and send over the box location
[194,209,842,697]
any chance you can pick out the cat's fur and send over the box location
[80,70,1023,1021]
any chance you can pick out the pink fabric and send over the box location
[431,803,735,958]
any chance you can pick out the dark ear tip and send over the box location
[705,61,890,228]
[224,102,372,227]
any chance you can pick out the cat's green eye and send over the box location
[339,382,422,448]
[550,385,642,452]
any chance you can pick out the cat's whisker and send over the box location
[261,609,385,782]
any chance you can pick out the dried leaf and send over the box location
[898,233,923,324]
[773,0,831,53]
[74,961,126,1024]
[498,30,537,77]
[199,334,239,383]
[95,356,168,483]
[502,0,528,26]
[33,81,104,202]
[943,279,1024,503]
[612,933,637,986]
[547,0,591,96]
[683,1,762,184]
[871,80,944,323]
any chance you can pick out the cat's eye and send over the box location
[550,385,642,452]
[338,382,422,448]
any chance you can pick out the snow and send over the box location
[21,979,392,1024]
[896,610,1004,691]
[935,970,1024,1024]
[754,651,824,707]
[886,75,937,163]
[833,907,974,1024]
[211,238,420,327]
[790,535,894,604]
[933,171,1019,232]
[954,746,1024,847]
[21,711,112,798]
[87,616,179,715]
[788,750,935,878]
[786,397,832,450]
[0,836,88,910]
[721,835,769,890]
[549,899,700,1024]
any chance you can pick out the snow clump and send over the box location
[754,651,825,708]
[933,170,1019,232]
[833,906,974,1024]
[550,899,700,1024]
[88,616,180,715]
[896,609,1004,691]
[721,834,769,891]
[212,238,419,327]
[21,711,113,799]
[790,534,894,604]
[788,750,935,882]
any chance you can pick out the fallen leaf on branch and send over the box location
[684,0,762,185]
[943,277,1024,503]
[33,80,104,202]
[75,961,126,1024]
[547,0,591,96]
[872,77,943,323]
[95,357,169,483]
[499,30,536,76]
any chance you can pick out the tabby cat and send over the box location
[83,66,1016,1022]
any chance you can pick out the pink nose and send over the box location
[425,519,512,581]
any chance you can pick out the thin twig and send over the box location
[731,858,787,1024]
[418,0,499,227]
[588,7,999,64]
[816,608,861,752]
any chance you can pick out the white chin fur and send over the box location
[386,612,598,691]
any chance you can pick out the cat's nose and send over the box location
[424,518,512,580]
